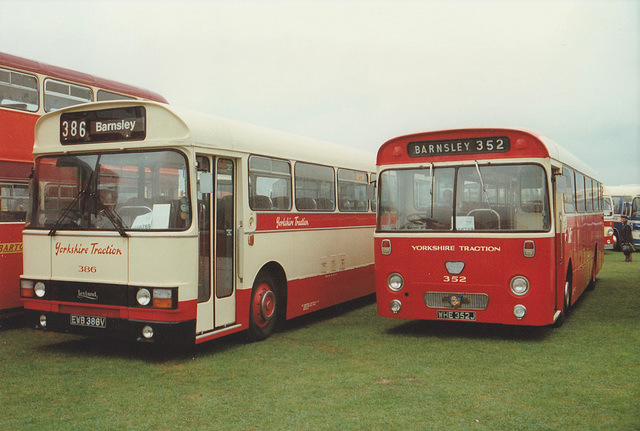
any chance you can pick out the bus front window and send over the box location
[27,150,191,232]
[378,164,549,232]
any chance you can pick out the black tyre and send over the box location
[247,273,279,342]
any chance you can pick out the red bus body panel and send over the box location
[375,236,557,325]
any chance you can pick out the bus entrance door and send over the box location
[196,156,236,334]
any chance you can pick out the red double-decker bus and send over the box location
[0,52,166,317]
[375,128,603,327]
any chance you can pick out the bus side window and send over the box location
[562,167,576,213]
[338,169,368,212]
[295,162,335,212]
[249,156,291,211]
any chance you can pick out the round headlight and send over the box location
[387,273,405,292]
[142,325,154,339]
[513,304,527,320]
[39,315,47,327]
[390,299,402,314]
[136,288,151,306]
[510,276,530,296]
[34,282,46,298]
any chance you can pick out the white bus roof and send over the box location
[34,100,375,172]
[604,184,640,196]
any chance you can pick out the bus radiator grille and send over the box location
[424,292,489,310]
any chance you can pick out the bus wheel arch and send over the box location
[554,263,572,328]
[247,262,287,342]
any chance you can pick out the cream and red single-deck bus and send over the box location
[375,128,603,327]
[20,100,375,343]
[0,51,167,317]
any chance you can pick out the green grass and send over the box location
[1,250,638,430]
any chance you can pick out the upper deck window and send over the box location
[0,67,38,112]
[97,90,135,101]
[378,163,550,232]
[44,78,93,112]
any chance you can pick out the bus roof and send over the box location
[604,184,640,196]
[0,51,168,104]
[377,128,599,180]
[33,100,375,172]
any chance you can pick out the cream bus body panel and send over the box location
[246,227,374,280]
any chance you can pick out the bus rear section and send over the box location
[374,128,603,327]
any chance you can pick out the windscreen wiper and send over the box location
[48,188,86,236]
[474,160,493,211]
[90,192,129,237]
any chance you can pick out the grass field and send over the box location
[1,250,638,430]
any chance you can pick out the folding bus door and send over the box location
[196,156,236,334]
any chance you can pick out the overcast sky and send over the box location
[2,0,638,185]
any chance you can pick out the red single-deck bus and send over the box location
[375,128,603,327]
[0,52,167,316]
[21,101,375,344]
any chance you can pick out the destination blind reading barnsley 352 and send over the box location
[408,136,510,157]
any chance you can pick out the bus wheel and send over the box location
[587,256,597,291]
[248,273,278,342]
[564,280,572,312]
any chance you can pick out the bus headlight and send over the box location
[34,282,46,298]
[142,325,154,339]
[387,273,405,292]
[136,288,152,306]
[390,299,402,314]
[510,276,530,296]
[606,228,614,236]
[513,304,527,320]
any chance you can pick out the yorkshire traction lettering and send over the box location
[412,244,501,252]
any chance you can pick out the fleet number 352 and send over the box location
[443,275,466,282]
